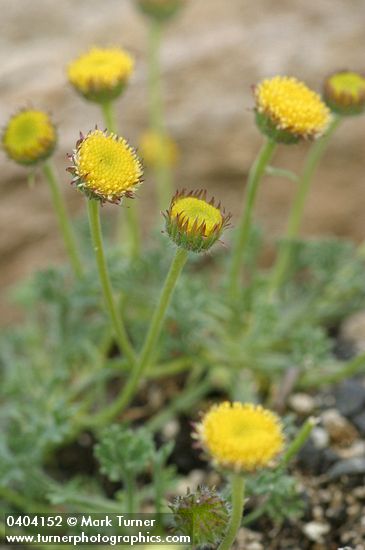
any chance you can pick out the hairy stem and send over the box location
[100,100,141,257]
[92,247,189,425]
[42,161,83,278]
[227,138,277,301]
[87,199,136,365]
[218,474,245,550]
[101,101,117,134]
[268,115,342,296]
[281,417,317,465]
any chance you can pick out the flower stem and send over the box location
[298,353,365,388]
[101,101,117,134]
[100,100,141,258]
[148,18,173,210]
[268,115,342,296]
[42,160,83,278]
[87,198,136,365]
[227,138,277,301]
[218,474,245,550]
[281,417,317,466]
[91,247,189,425]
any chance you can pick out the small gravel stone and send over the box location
[311,427,330,449]
[289,393,315,415]
[334,379,365,418]
[302,521,330,541]
[162,420,179,439]
[321,409,358,446]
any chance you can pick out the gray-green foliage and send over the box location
[1,232,365,526]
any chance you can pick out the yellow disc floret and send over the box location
[69,129,143,204]
[324,70,365,115]
[67,47,134,103]
[198,402,284,472]
[165,190,230,252]
[255,76,330,142]
[3,109,56,165]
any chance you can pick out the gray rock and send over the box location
[352,410,365,437]
[334,379,365,418]
[328,457,365,479]
[297,438,338,475]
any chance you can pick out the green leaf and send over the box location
[94,424,154,483]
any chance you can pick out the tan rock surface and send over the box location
[1,0,365,324]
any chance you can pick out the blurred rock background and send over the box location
[1,0,365,324]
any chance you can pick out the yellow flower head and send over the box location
[196,402,284,472]
[68,129,143,204]
[139,130,179,169]
[164,189,230,253]
[2,109,56,166]
[67,47,134,103]
[136,0,186,21]
[324,70,365,116]
[255,76,330,143]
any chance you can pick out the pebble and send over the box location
[353,486,365,498]
[311,426,330,449]
[334,379,365,418]
[289,393,315,415]
[235,528,263,550]
[161,420,179,439]
[321,409,358,446]
[302,521,330,541]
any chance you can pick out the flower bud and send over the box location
[170,486,229,547]
[323,70,365,116]
[164,189,231,253]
